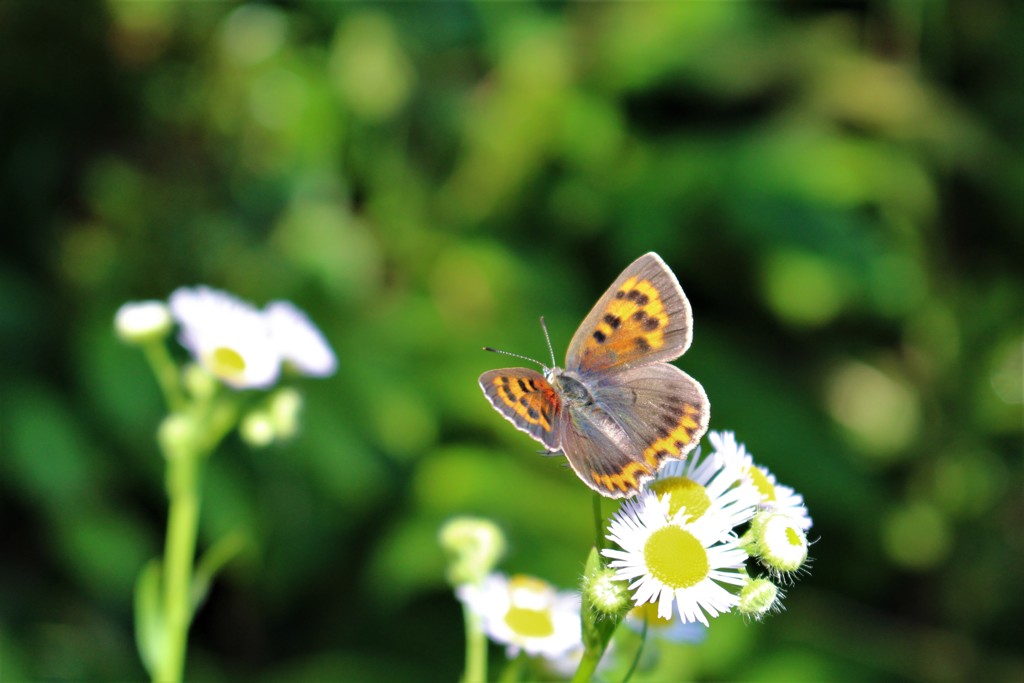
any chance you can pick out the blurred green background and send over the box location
[1,1,1021,681]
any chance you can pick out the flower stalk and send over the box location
[462,600,488,683]
[117,289,336,682]
[157,441,202,683]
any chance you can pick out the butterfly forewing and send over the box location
[566,253,693,373]
[479,369,562,451]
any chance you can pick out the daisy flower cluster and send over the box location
[118,286,336,389]
[116,286,335,448]
[440,517,586,679]
[442,433,812,682]
[600,431,813,627]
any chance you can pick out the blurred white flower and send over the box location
[457,573,581,659]
[265,300,337,377]
[169,286,280,389]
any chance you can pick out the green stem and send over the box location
[620,615,648,683]
[142,340,186,413]
[462,599,488,683]
[155,447,202,683]
[571,650,602,683]
[497,650,527,682]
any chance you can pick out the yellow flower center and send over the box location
[208,347,247,379]
[785,525,802,546]
[504,606,554,638]
[745,465,776,502]
[649,476,711,520]
[643,525,709,589]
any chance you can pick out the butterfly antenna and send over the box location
[539,316,557,369]
[482,346,548,372]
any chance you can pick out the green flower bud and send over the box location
[183,363,219,402]
[240,410,275,448]
[582,567,631,618]
[268,388,302,440]
[439,517,506,586]
[115,301,172,345]
[738,577,781,620]
[750,512,809,575]
[158,413,196,461]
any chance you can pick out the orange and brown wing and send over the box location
[479,368,562,451]
[566,253,693,373]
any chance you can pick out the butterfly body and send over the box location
[481,253,710,498]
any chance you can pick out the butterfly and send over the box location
[479,252,710,498]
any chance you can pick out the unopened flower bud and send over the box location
[582,567,631,618]
[183,363,219,402]
[439,517,506,586]
[750,512,809,575]
[115,300,172,345]
[240,410,275,448]
[738,577,781,620]
[158,413,196,461]
[268,388,302,440]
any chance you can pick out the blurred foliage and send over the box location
[1,1,1021,681]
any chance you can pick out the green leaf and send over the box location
[134,559,166,677]
[191,531,249,612]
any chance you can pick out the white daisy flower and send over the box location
[709,431,813,531]
[456,573,581,659]
[602,492,749,626]
[169,286,281,389]
[649,446,761,539]
[625,601,707,643]
[265,300,337,377]
[115,300,173,344]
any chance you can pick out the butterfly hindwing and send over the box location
[479,368,562,451]
[556,364,709,498]
[558,401,657,497]
[566,253,693,373]
[590,363,710,474]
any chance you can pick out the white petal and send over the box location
[265,300,337,377]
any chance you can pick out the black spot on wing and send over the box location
[626,290,650,306]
